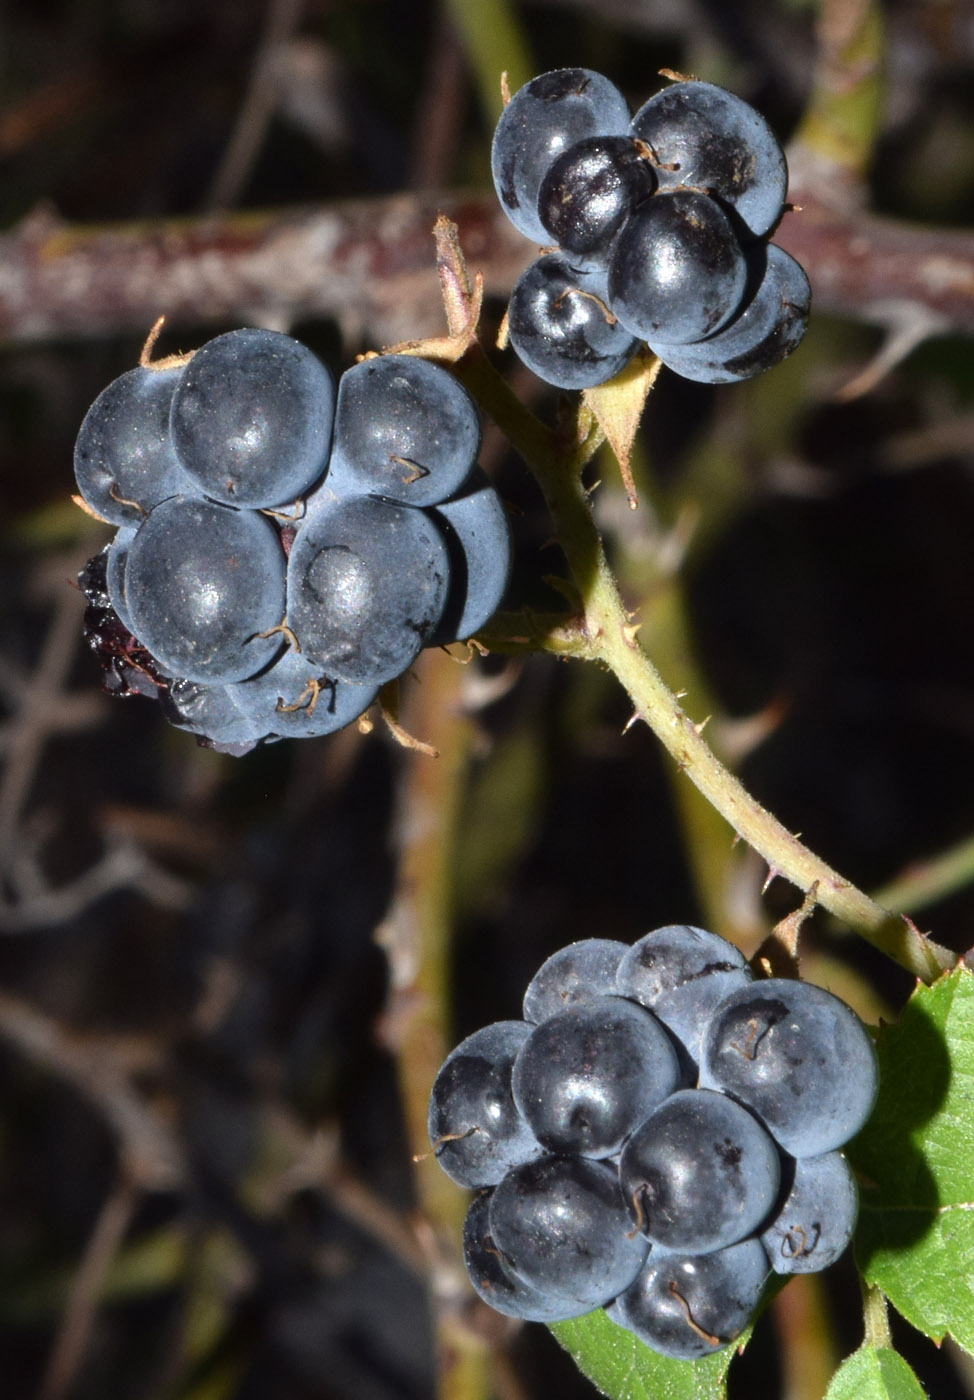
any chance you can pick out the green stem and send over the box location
[772,1275,841,1400]
[460,347,953,983]
[872,831,974,917]
[443,0,532,125]
[475,608,587,657]
[862,1281,893,1351]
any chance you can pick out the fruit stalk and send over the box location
[457,343,953,982]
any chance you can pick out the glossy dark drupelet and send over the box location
[619,1088,780,1253]
[537,135,657,265]
[508,254,639,389]
[491,68,631,244]
[170,327,335,508]
[629,80,788,240]
[608,189,748,345]
[427,1021,543,1188]
[699,979,879,1157]
[286,493,450,686]
[607,1237,770,1360]
[512,996,681,1157]
[648,244,810,384]
[123,496,286,685]
[488,1154,649,1308]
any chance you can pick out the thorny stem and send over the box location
[391,218,954,983]
[451,335,953,983]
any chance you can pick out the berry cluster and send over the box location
[75,330,510,753]
[428,927,876,1360]
[492,70,810,389]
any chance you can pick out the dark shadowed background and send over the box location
[1,2,974,1397]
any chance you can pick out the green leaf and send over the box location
[550,1308,734,1400]
[850,968,974,1354]
[824,1345,927,1400]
